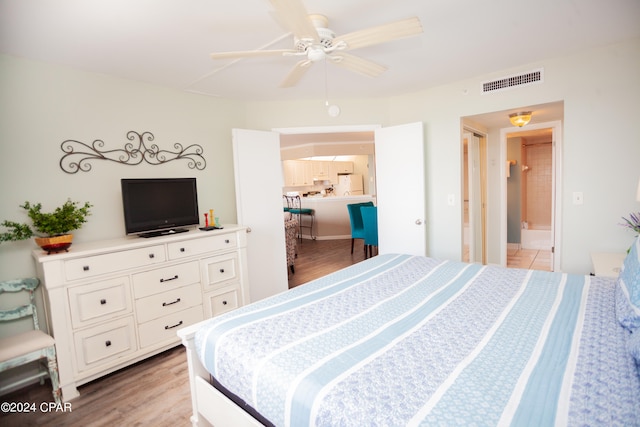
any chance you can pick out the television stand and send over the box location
[139,228,189,238]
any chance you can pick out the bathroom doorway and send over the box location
[506,126,556,271]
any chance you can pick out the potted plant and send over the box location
[621,212,640,236]
[1,199,92,253]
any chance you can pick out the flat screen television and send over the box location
[121,178,200,237]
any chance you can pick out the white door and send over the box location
[233,128,288,302]
[375,122,427,256]
[466,132,483,263]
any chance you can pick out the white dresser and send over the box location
[33,225,249,401]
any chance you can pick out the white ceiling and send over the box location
[1,0,639,102]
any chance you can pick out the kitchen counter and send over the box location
[296,195,376,239]
[303,195,374,201]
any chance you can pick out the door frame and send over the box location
[499,120,562,271]
[274,124,381,135]
[462,129,488,264]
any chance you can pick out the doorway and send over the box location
[461,101,563,269]
[506,128,554,270]
[501,120,561,271]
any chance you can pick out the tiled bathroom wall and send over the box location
[522,142,552,228]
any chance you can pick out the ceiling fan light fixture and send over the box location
[509,111,532,127]
[307,46,326,62]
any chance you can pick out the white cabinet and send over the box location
[34,225,249,401]
[200,252,245,317]
[331,161,354,175]
[283,160,353,186]
[312,161,331,181]
[590,252,626,277]
[329,161,354,183]
[282,160,313,186]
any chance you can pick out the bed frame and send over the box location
[178,321,265,427]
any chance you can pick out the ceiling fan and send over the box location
[210,0,423,87]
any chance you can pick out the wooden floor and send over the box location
[1,238,549,426]
[288,237,368,288]
[0,346,191,427]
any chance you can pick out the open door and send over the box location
[233,129,288,302]
[463,132,486,264]
[375,122,427,256]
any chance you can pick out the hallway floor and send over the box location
[464,245,552,271]
[507,247,552,271]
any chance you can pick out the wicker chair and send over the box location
[284,212,299,274]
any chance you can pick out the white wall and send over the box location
[0,54,246,280]
[2,38,639,283]
[246,38,640,274]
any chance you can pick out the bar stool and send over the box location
[283,195,315,241]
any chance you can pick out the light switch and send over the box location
[572,192,583,205]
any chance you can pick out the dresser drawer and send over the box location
[64,245,166,281]
[138,305,203,348]
[68,277,132,328]
[135,283,202,324]
[132,261,199,299]
[74,317,136,372]
[201,253,240,292]
[205,286,240,317]
[167,234,237,260]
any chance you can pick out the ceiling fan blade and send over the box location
[211,49,297,60]
[279,60,312,87]
[328,52,387,78]
[269,0,319,42]
[333,17,423,51]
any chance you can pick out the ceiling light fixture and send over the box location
[509,111,532,127]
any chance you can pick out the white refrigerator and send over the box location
[335,174,364,195]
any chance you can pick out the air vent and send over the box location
[481,68,543,94]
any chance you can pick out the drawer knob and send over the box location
[164,320,183,330]
[149,253,155,259]
[83,266,90,271]
[180,247,185,252]
[225,239,230,244]
[162,298,181,307]
[100,299,106,305]
[105,340,112,347]
[222,300,228,305]
[219,268,225,273]
[160,275,178,283]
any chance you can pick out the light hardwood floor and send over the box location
[1,238,549,426]
[0,346,191,426]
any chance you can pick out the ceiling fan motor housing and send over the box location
[294,14,336,54]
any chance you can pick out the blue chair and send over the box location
[347,202,374,255]
[0,278,61,403]
[361,206,378,258]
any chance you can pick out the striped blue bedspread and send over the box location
[195,254,640,426]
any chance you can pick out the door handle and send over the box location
[415,219,423,225]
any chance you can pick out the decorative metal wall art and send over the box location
[59,131,206,174]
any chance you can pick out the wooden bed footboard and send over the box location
[177,321,264,427]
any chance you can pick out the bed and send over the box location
[178,237,640,427]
